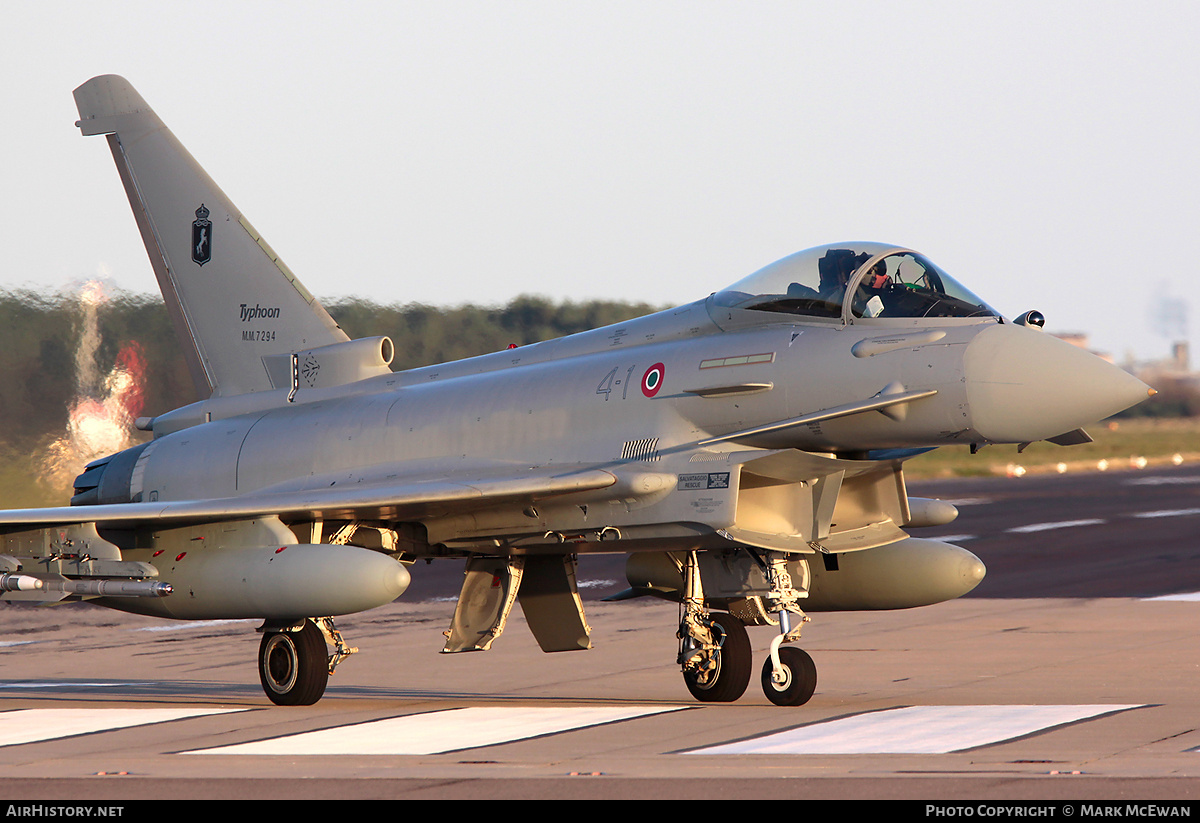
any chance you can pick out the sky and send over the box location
[2,1,1198,364]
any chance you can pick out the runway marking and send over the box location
[931,534,976,543]
[685,705,1142,755]
[185,705,688,756]
[1006,519,1106,533]
[134,619,256,632]
[1145,592,1200,601]
[0,708,244,747]
[1133,508,1200,519]
[1126,476,1200,485]
[0,681,130,689]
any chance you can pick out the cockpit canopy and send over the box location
[711,243,1000,323]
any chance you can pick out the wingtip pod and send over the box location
[73,75,154,135]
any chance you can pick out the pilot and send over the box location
[852,260,892,317]
[863,260,890,290]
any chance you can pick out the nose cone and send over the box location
[965,323,1153,443]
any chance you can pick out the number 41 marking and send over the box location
[597,365,637,401]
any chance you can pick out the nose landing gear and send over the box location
[762,646,818,707]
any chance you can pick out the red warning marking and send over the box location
[641,363,665,397]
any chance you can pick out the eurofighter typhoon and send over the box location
[0,76,1152,706]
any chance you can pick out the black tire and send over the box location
[259,620,329,706]
[761,646,817,706]
[683,612,752,703]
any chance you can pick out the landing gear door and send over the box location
[517,555,592,652]
[443,557,524,653]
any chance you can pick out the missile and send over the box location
[2,573,172,597]
[41,579,173,597]
[0,574,43,592]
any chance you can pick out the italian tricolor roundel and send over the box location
[641,363,665,397]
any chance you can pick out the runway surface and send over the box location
[2,462,1200,799]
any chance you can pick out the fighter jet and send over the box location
[0,76,1152,707]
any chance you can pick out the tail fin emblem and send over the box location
[191,204,212,266]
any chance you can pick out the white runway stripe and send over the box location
[1006,519,1105,533]
[1126,476,1200,485]
[1,682,128,689]
[186,705,687,755]
[685,705,1142,755]
[0,708,244,747]
[1134,508,1200,519]
[134,619,256,632]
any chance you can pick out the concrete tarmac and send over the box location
[2,464,1200,800]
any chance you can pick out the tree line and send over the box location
[0,289,660,466]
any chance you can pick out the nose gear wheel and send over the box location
[761,646,817,706]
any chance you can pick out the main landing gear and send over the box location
[681,611,752,702]
[677,550,817,706]
[258,617,357,706]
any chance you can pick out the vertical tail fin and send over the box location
[73,75,348,398]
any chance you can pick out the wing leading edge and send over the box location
[0,468,617,530]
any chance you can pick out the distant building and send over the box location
[1122,338,1199,416]
[1051,332,1114,364]
[1172,341,1190,373]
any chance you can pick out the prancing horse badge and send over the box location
[192,204,212,266]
